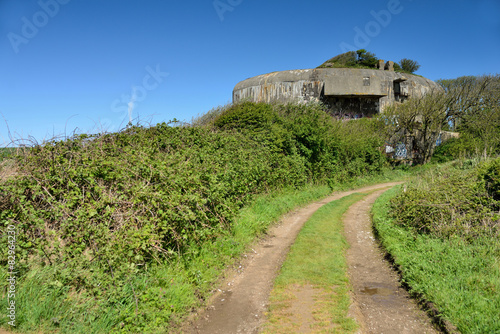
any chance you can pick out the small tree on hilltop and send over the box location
[356,49,379,68]
[318,51,358,68]
[399,58,421,73]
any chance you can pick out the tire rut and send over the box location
[344,189,439,334]
[184,182,402,334]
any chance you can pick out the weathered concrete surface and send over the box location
[233,70,324,105]
[233,68,442,115]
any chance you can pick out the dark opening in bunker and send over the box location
[394,77,409,103]
[321,95,381,119]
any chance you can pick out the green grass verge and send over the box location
[337,166,408,190]
[0,183,333,334]
[0,168,409,333]
[372,186,500,334]
[262,193,368,334]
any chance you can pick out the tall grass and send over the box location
[372,170,500,333]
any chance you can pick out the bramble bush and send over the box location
[478,158,500,200]
[211,102,386,184]
[1,124,308,283]
[390,159,500,239]
[0,101,387,332]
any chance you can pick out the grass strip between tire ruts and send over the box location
[262,192,369,334]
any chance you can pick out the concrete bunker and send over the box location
[233,62,442,119]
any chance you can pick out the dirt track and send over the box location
[345,189,438,334]
[185,182,438,334]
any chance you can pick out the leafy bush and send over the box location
[390,160,500,239]
[478,158,500,200]
[0,147,16,163]
[211,101,386,184]
[433,108,500,160]
[431,139,458,163]
[431,75,500,160]
[317,50,420,74]
[0,102,388,332]
[317,49,379,69]
[356,49,379,68]
[1,124,308,277]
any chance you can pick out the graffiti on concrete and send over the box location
[394,143,408,159]
[435,133,442,147]
[330,112,369,120]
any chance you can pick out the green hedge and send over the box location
[0,102,387,332]
[390,159,500,239]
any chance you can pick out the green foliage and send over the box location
[356,49,378,68]
[212,101,386,184]
[0,147,16,163]
[392,61,419,75]
[381,74,500,164]
[433,118,500,160]
[393,62,403,72]
[326,51,358,67]
[430,75,500,160]
[1,124,305,278]
[0,102,388,332]
[398,58,420,73]
[431,139,457,163]
[389,160,500,239]
[478,158,500,200]
[213,102,278,138]
[317,51,358,68]
[317,49,379,69]
[373,184,500,333]
[317,50,421,74]
[190,103,231,127]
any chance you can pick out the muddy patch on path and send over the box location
[344,190,439,334]
[184,182,402,334]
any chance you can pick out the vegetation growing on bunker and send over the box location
[317,49,420,74]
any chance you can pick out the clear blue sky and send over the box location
[1,0,499,146]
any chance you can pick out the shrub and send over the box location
[390,161,500,239]
[478,158,500,201]
[0,102,388,332]
[317,49,380,69]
